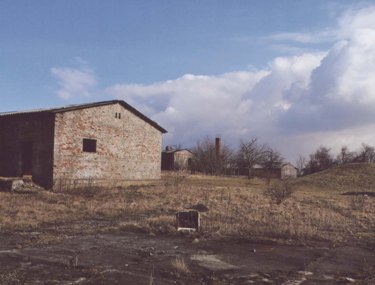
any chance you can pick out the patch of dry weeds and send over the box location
[1,170,374,245]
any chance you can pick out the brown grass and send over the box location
[295,163,375,192]
[171,257,190,274]
[0,164,374,245]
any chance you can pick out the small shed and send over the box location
[161,147,193,171]
[249,162,297,180]
[280,163,297,179]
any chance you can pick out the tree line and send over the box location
[190,136,283,181]
[297,143,375,175]
[188,136,375,177]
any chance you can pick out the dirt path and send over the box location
[0,230,374,284]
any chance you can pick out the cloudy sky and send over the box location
[1,1,375,161]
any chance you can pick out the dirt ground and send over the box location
[1,167,375,284]
[0,221,374,285]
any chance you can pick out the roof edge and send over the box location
[116,100,167,134]
[0,100,167,134]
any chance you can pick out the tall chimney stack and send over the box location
[215,137,221,161]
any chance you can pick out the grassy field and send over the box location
[0,163,374,246]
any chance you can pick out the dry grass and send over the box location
[295,163,375,192]
[0,164,374,245]
[171,257,190,274]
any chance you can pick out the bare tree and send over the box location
[235,138,267,178]
[191,136,233,175]
[336,146,356,165]
[296,155,307,176]
[355,143,375,163]
[260,146,284,184]
[305,146,335,174]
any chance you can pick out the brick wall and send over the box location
[53,103,163,185]
[162,150,193,171]
[174,150,193,170]
[281,164,297,179]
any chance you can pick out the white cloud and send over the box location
[338,5,375,39]
[268,43,319,55]
[46,5,375,162]
[265,30,336,44]
[279,6,375,136]
[51,66,96,100]
[106,54,325,157]
[106,70,269,143]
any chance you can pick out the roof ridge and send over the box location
[0,100,120,115]
[0,100,167,133]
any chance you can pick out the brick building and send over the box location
[250,163,297,179]
[161,147,193,171]
[280,163,298,179]
[0,100,167,189]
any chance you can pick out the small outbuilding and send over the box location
[0,100,167,189]
[250,162,297,180]
[161,147,193,171]
[280,163,298,179]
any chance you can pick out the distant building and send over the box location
[250,162,297,179]
[0,100,167,189]
[280,163,298,179]
[161,147,193,171]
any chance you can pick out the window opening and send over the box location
[82,138,97,153]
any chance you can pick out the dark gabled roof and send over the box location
[0,100,167,133]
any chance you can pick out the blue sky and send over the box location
[1,1,375,160]
[1,0,342,107]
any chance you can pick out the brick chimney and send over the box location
[215,137,221,161]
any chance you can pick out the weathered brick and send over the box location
[0,101,166,189]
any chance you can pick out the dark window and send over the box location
[115,112,122,119]
[118,113,121,119]
[82,139,97,153]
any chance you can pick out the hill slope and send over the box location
[294,163,375,192]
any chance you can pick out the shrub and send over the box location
[350,195,367,211]
[264,180,294,204]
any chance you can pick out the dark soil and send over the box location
[0,223,374,285]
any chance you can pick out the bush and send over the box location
[264,180,294,204]
[350,195,367,211]
[305,146,335,174]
